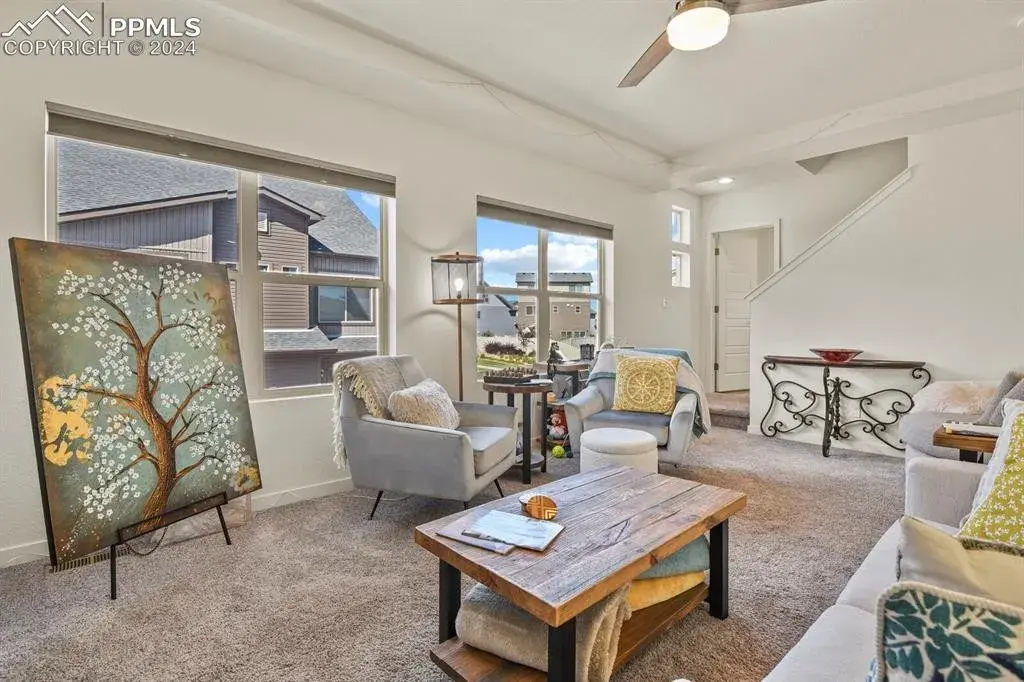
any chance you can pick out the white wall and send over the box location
[703,139,909,263]
[748,110,1024,453]
[0,39,700,563]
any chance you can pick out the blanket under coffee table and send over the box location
[414,465,747,681]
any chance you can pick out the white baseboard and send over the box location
[0,477,354,569]
[745,424,904,458]
[249,477,353,512]
[1,539,50,568]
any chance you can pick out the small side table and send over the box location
[932,428,997,464]
[483,379,552,484]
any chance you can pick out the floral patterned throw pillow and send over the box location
[962,409,1024,546]
[868,582,1024,681]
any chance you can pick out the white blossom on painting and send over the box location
[13,240,260,563]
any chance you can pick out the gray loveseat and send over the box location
[763,457,987,680]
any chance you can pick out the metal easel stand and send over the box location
[109,492,233,600]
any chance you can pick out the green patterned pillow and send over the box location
[868,582,1024,681]
[961,410,1024,546]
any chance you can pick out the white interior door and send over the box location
[715,230,760,392]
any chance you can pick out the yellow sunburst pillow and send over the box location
[961,411,1024,547]
[613,355,679,415]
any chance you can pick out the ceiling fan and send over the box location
[619,0,826,87]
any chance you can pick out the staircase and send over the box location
[708,391,749,431]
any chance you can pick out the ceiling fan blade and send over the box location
[727,0,826,15]
[618,31,673,88]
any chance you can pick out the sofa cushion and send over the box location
[584,410,670,446]
[388,379,460,430]
[972,401,1024,513]
[462,426,515,476]
[900,517,1024,609]
[898,411,981,460]
[837,519,959,614]
[763,605,876,682]
[871,582,1024,681]
[963,408,1024,547]
[978,370,1024,425]
[612,354,679,415]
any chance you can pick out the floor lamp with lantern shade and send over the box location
[430,252,485,401]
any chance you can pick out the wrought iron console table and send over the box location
[760,355,930,457]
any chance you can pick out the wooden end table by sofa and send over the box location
[483,379,552,484]
[414,465,748,681]
[932,428,997,464]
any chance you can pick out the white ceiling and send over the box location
[197,0,1024,191]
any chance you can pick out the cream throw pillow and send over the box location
[612,355,679,415]
[387,379,460,430]
[898,517,1024,610]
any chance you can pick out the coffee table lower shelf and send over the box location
[430,583,710,681]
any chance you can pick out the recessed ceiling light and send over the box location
[717,176,734,185]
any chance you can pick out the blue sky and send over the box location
[343,198,599,290]
[477,217,599,289]
[347,190,381,228]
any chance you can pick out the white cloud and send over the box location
[480,241,597,288]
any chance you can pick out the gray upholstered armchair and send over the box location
[337,356,517,519]
[563,357,698,467]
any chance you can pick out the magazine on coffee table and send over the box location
[437,521,515,555]
[463,510,564,552]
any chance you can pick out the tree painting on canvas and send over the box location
[9,239,260,565]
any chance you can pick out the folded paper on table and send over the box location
[438,520,514,555]
[463,510,564,552]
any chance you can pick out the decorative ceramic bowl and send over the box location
[810,348,863,363]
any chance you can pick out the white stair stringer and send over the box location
[745,165,916,303]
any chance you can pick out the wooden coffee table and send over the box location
[414,465,747,681]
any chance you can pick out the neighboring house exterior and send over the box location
[476,284,517,336]
[514,272,594,339]
[57,139,379,387]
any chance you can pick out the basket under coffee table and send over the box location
[414,465,747,681]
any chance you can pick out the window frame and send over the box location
[671,250,691,288]
[671,206,691,245]
[46,119,392,400]
[477,216,609,372]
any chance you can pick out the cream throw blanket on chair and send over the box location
[331,355,408,469]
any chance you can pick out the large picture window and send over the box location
[49,109,393,396]
[475,198,610,378]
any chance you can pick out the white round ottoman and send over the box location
[580,428,658,473]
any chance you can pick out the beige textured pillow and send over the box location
[388,379,460,430]
[898,516,1024,609]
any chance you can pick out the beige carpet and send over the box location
[0,428,903,682]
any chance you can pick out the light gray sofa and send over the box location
[338,355,517,518]
[764,456,987,680]
[563,366,698,467]
[898,380,996,461]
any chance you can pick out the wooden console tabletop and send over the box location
[415,465,747,681]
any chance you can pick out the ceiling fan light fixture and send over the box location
[666,0,731,52]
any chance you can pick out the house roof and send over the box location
[264,328,338,352]
[264,328,378,354]
[57,138,379,259]
[515,272,594,285]
[481,281,515,311]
